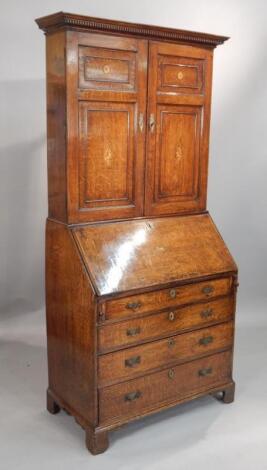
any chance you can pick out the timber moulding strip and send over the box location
[35,11,229,47]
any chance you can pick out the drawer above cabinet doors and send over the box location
[98,321,234,387]
[99,350,232,425]
[101,277,232,322]
[98,295,234,352]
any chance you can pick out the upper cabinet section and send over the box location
[36,12,228,224]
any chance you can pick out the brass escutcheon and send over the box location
[103,64,110,74]
[168,338,175,348]
[168,369,175,379]
[177,71,184,80]
[168,311,175,321]
[169,289,177,299]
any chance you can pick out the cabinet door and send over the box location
[66,32,147,223]
[144,42,213,216]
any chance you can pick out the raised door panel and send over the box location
[155,106,201,203]
[145,42,213,216]
[66,32,148,223]
[79,102,135,209]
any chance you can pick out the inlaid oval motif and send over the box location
[175,145,183,161]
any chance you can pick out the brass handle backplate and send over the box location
[126,327,141,337]
[199,335,214,346]
[200,308,213,319]
[125,390,142,402]
[198,367,213,377]
[149,113,155,132]
[202,286,214,295]
[125,355,141,368]
[126,301,142,310]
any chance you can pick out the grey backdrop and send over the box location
[1,0,266,317]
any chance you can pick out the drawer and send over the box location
[98,295,234,352]
[98,321,233,386]
[102,277,232,321]
[99,350,232,425]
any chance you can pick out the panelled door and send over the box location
[144,42,213,216]
[66,32,148,223]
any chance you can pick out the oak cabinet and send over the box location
[36,11,238,455]
[43,24,213,223]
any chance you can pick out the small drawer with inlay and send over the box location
[99,350,232,425]
[98,295,234,352]
[98,321,234,387]
[102,277,233,322]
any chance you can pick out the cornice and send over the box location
[35,11,229,48]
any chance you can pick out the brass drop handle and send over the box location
[202,286,214,295]
[139,112,144,132]
[198,367,213,377]
[199,335,214,346]
[126,301,142,310]
[149,113,155,132]
[125,390,142,402]
[125,355,141,368]
[126,327,141,337]
[200,308,213,319]
[168,311,175,321]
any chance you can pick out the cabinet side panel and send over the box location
[46,32,67,221]
[45,219,97,425]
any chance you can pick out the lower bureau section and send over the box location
[99,350,232,425]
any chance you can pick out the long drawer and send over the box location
[98,321,233,386]
[99,350,232,425]
[98,295,234,352]
[101,277,232,321]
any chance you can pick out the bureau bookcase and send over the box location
[36,12,238,455]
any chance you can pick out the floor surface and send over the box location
[1,299,267,470]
